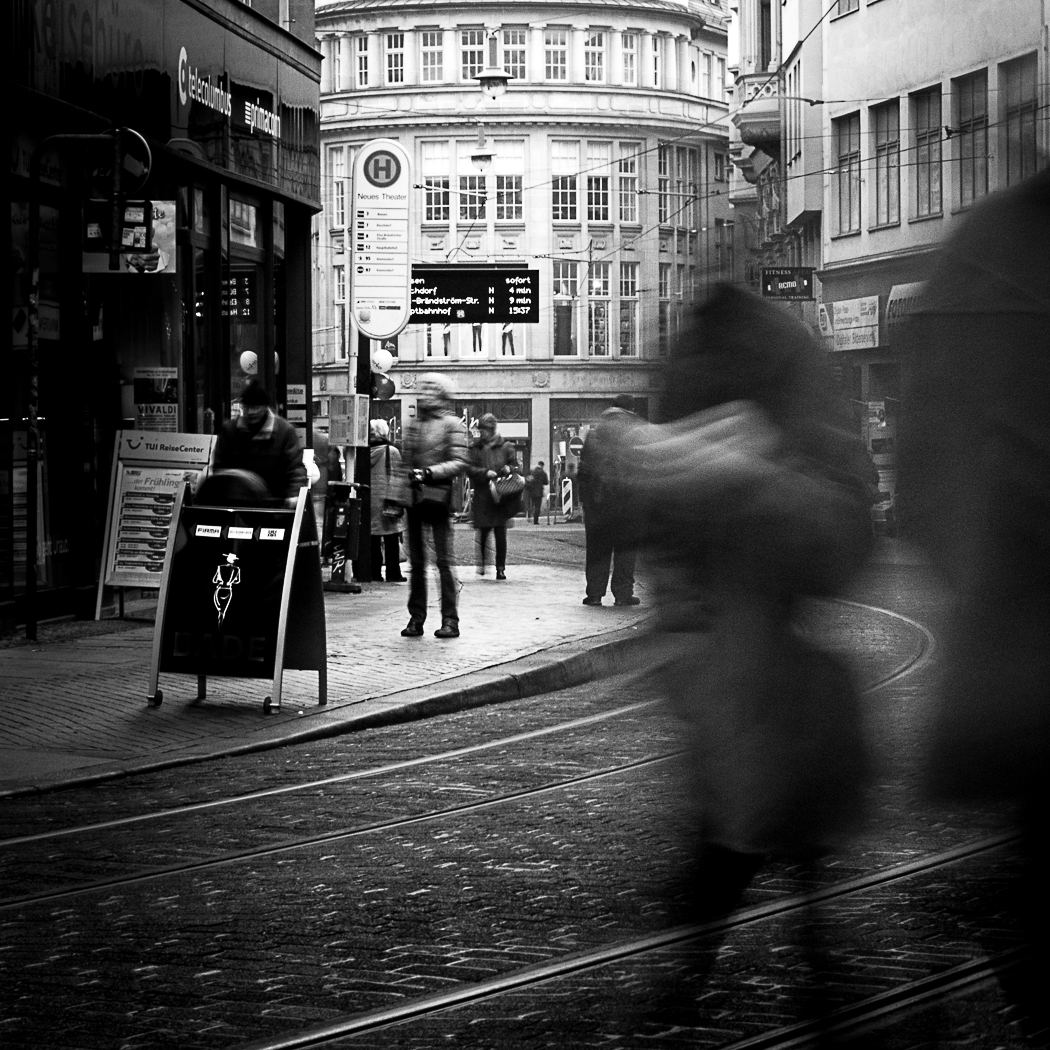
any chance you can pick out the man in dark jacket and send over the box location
[577,394,643,606]
[211,380,307,507]
[525,461,549,524]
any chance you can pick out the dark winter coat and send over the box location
[469,434,520,528]
[577,407,644,539]
[369,440,404,536]
[212,410,307,502]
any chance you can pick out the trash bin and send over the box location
[323,481,360,589]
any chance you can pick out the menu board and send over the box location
[96,431,215,615]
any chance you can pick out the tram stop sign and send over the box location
[351,140,412,341]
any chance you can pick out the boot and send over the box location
[401,620,424,637]
[434,620,459,639]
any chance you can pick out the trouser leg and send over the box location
[610,545,637,601]
[584,521,613,599]
[431,509,458,624]
[406,508,427,623]
[383,533,402,579]
[494,526,507,570]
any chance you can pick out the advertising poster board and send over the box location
[133,367,179,432]
[96,431,215,616]
[147,488,326,712]
[82,201,178,274]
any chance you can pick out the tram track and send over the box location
[0,598,933,852]
[226,832,1018,1049]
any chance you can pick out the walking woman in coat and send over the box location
[468,413,519,579]
[368,420,406,582]
[633,284,875,1028]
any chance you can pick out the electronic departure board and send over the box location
[411,267,540,324]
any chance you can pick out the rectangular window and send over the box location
[503,28,527,80]
[913,88,942,217]
[461,29,485,81]
[496,175,523,220]
[713,151,727,182]
[618,144,639,223]
[459,175,486,221]
[657,145,670,224]
[622,33,637,85]
[545,28,568,81]
[619,262,638,357]
[553,261,578,298]
[588,262,610,356]
[421,31,444,82]
[835,112,861,233]
[955,69,988,208]
[652,36,662,88]
[836,0,859,13]
[587,141,611,221]
[658,263,671,355]
[334,265,345,302]
[424,178,450,221]
[331,147,346,226]
[703,53,712,96]
[584,31,605,83]
[386,33,404,84]
[716,58,726,100]
[356,36,369,88]
[1003,53,1038,187]
[551,141,579,220]
[333,44,342,89]
[553,261,577,356]
[873,99,900,225]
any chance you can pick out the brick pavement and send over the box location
[0,533,651,798]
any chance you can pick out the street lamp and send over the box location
[473,67,511,100]
[470,120,494,172]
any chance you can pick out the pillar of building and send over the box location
[367,33,381,88]
[403,28,417,85]
[665,34,678,93]
[610,28,624,86]
[531,26,547,83]
[338,35,353,92]
[571,26,587,84]
[320,36,334,94]
[640,32,655,89]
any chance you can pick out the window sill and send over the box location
[867,220,901,232]
[907,211,944,224]
[830,229,862,240]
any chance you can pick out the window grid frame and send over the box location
[545,28,568,81]
[1003,53,1039,187]
[873,99,900,226]
[420,30,444,83]
[496,174,523,221]
[584,31,605,84]
[458,174,486,221]
[913,88,943,218]
[622,33,637,85]
[461,28,485,82]
[955,69,989,209]
[503,28,527,81]
[424,177,450,222]
[385,32,405,85]
[835,112,862,234]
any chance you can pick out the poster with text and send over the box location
[134,367,178,432]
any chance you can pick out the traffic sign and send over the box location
[411,267,540,324]
[568,435,584,456]
[351,140,412,340]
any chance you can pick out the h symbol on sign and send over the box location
[372,157,394,181]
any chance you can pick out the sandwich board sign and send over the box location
[146,486,326,713]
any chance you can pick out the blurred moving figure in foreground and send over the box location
[898,168,1050,1044]
[634,284,875,1025]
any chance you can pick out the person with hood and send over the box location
[210,380,307,507]
[632,283,875,1027]
[396,373,470,638]
[368,419,406,583]
[468,413,520,579]
[577,394,644,606]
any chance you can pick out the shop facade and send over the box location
[4,0,320,623]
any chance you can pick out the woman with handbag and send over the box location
[468,414,522,580]
[368,419,405,583]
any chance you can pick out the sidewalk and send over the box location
[0,540,652,799]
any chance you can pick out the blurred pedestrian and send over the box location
[898,168,1050,1044]
[577,394,644,606]
[525,460,549,524]
[210,380,307,508]
[397,373,469,638]
[634,283,875,1025]
[468,413,520,580]
[368,419,406,583]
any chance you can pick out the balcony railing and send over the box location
[731,71,781,148]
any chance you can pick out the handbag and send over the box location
[491,470,525,503]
